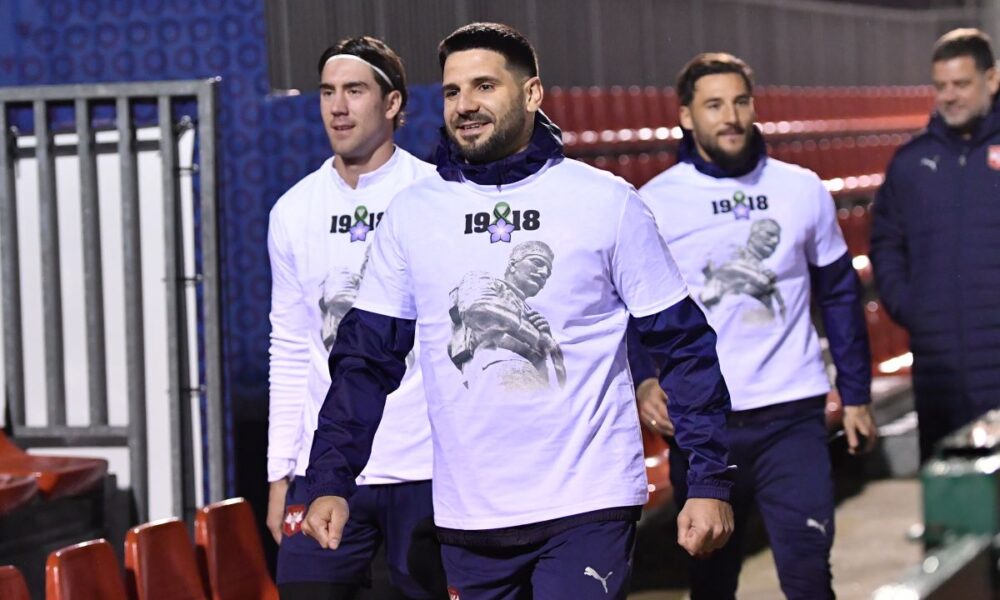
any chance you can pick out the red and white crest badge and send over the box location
[988,145,1000,170]
[282,504,306,536]
[448,586,461,600]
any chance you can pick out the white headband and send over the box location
[324,54,394,89]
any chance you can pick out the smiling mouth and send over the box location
[331,124,354,132]
[456,121,490,134]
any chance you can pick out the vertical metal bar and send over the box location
[198,80,226,502]
[76,98,108,426]
[160,96,195,519]
[118,96,148,521]
[0,105,25,427]
[35,100,67,426]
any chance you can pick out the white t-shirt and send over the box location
[267,147,436,484]
[640,158,847,412]
[354,158,690,530]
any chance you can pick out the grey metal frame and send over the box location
[0,79,223,522]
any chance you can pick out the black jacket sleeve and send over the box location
[632,296,735,501]
[305,308,415,502]
[870,165,912,327]
[809,252,872,406]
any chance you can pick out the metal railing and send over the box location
[0,79,224,521]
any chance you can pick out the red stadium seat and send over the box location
[615,154,640,187]
[46,539,128,600]
[586,86,613,132]
[0,565,30,600]
[864,301,910,373]
[0,432,107,499]
[0,474,37,515]
[195,498,278,600]
[541,86,570,132]
[641,427,672,511]
[125,518,208,600]
[567,87,589,133]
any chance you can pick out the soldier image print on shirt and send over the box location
[319,266,363,352]
[700,218,786,324]
[447,240,567,392]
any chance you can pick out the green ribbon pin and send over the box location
[492,202,511,224]
[354,205,369,224]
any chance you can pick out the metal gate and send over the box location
[0,79,224,521]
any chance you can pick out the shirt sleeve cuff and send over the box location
[267,458,296,482]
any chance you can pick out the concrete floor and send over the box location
[628,479,923,600]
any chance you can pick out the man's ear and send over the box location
[986,66,1000,96]
[679,104,694,131]
[384,89,403,122]
[524,76,543,112]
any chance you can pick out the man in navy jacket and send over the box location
[871,28,1000,461]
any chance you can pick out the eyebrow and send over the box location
[701,93,751,104]
[319,80,370,91]
[442,75,502,91]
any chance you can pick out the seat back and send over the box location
[46,539,127,600]
[125,518,208,600]
[195,498,278,600]
[0,565,30,600]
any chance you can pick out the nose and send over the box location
[937,85,957,105]
[455,90,479,116]
[329,91,348,115]
[721,102,738,124]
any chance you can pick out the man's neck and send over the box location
[334,138,395,189]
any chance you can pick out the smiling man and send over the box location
[266,36,443,599]
[632,53,875,600]
[871,28,1000,462]
[302,23,735,600]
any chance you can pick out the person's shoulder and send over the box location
[393,147,438,180]
[762,156,825,186]
[638,161,694,196]
[549,158,637,201]
[270,157,333,219]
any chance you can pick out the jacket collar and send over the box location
[927,95,1000,147]
[677,126,767,179]
[434,111,564,188]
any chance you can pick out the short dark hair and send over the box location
[932,28,996,72]
[317,36,408,129]
[676,53,754,106]
[438,22,539,78]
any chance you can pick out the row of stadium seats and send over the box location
[0,498,275,600]
[0,432,107,516]
[583,135,905,192]
[542,85,934,137]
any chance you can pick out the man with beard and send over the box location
[871,28,1000,462]
[266,36,443,599]
[632,53,876,600]
[302,23,735,599]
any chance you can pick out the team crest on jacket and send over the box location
[988,146,1000,171]
[282,504,306,536]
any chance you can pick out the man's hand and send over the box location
[677,498,734,557]
[636,377,674,436]
[843,404,878,455]
[265,478,290,544]
[302,495,350,550]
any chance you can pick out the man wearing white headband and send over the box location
[266,36,442,599]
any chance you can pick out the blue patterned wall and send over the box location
[0,0,445,499]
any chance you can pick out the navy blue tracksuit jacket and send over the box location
[871,99,1000,460]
